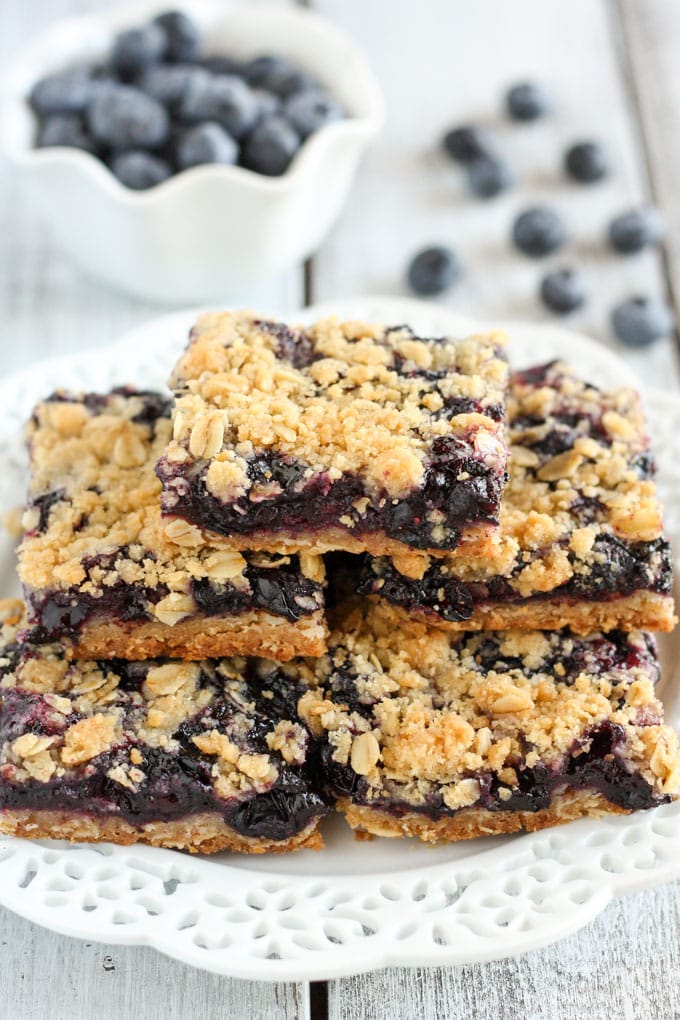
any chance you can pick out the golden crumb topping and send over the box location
[299,602,679,809]
[165,312,509,501]
[17,391,324,621]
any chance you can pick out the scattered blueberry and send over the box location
[506,82,552,121]
[176,121,238,169]
[110,150,172,189]
[467,154,514,198]
[512,206,567,257]
[110,25,165,81]
[540,268,587,314]
[253,89,281,119]
[180,74,259,139]
[138,65,209,112]
[284,90,343,138]
[608,207,665,254]
[153,10,201,63]
[29,67,95,117]
[407,246,461,296]
[241,115,301,176]
[442,125,494,163]
[611,296,675,347]
[86,85,170,150]
[37,114,95,152]
[564,141,608,183]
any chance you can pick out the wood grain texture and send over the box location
[618,0,680,336]
[329,880,680,1020]
[0,907,307,1020]
[311,0,680,389]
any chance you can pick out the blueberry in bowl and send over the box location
[2,3,384,302]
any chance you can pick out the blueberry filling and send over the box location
[158,439,505,550]
[24,555,324,642]
[0,665,331,841]
[319,718,664,818]
[360,535,673,623]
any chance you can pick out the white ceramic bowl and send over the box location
[0,1,384,303]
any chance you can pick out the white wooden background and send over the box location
[1,1,680,1017]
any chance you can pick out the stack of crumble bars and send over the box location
[1,312,677,854]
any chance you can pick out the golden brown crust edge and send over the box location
[374,589,677,635]
[161,520,502,562]
[339,790,633,845]
[0,809,323,855]
[68,610,328,661]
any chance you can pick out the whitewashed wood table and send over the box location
[1,1,680,1017]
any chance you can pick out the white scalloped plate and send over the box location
[0,297,678,982]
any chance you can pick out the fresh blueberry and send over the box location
[241,115,301,175]
[407,246,461,296]
[176,121,238,169]
[611,296,675,347]
[29,67,95,117]
[110,150,172,189]
[253,89,281,119]
[608,207,665,254]
[467,154,514,198]
[284,90,342,138]
[180,74,259,139]
[243,55,316,98]
[512,206,567,257]
[138,64,209,112]
[540,268,587,314]
[111,25,166,81]
[86,85,170,150]
[442,125,494,163]
[564,141,608,183]
[153,10,201,63]
[37,114,96,153]
[506,82,552,121]
[201,55,243,76]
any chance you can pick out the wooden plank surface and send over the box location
[329,881,680,1020]
[618,0,680,327]
[310,0,680,390]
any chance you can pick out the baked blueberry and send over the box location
[611,296,674,347]
[241,116,301,175]
[153,10,201,63]
[467,154,514,198]
[609,207,665,254]
[86,85,170,150]
[176,121,238,169]
[29,67,95,117]
[180,74,259,139]
[442,125,494,163]
[110,150,172,189]
[540,268,587,314]
[407,246,461,295]
[37,114,96,153]
[506,81,552,121]
[110,25,166,81]
[564,141,608,183]
[512,206,567,257]
[284,90,343,138]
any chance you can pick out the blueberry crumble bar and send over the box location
[0,600,329,853]
[358,362,676,635]
[156,312,510,558]
[18,389,327,661]
[299,602,679,843]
